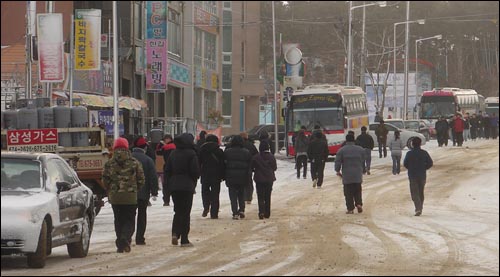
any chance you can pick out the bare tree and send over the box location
[365,28,392,118]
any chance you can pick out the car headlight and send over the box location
[16,211,41,224]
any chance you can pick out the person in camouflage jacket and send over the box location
[102,137,145,253]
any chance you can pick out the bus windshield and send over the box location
[420,96,456,119]
[290,108,343,131]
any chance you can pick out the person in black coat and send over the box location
[307,130,329,188]
[241,132,258,204]
[251,142,277,219]
[160,134,176,206]
[403,137,433,216]
[131,137,159,245]
[164,133,200,247]
[356,126,375,175]
[199,134,225,219]
[259,130,276,155]
[196,130,207,149]
[435,116,449,147]
[224,135,252,220]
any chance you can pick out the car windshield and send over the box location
[1,158,42,191]
[387,121,405,129]
[405,121,420,130]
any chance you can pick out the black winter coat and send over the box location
[164,134,200,193]
[131,148,159,200]
[243,139,259,156]
[307,137,329,162]
[224,146,252,187]
[199,141,225,184]
[356,132,374,150]
[251,151,277,183]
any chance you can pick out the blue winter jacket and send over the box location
[403,146,433,179]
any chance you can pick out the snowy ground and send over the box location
[2,139,499,276]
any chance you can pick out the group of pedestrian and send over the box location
[102,128,279,252]
[435,111,499,147]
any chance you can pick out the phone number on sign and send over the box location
[7,144,57,152]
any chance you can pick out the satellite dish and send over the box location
[284,47,302,65]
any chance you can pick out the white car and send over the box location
[1,152,95,268]
[369,123,427,149]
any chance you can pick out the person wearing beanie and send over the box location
[224,135,252,220]
[251,141,277,219]
[103,137,145,253]
[307,129,329,188]
[164,133,200,247]
[131,137,159,245]
[403,137,433,216]
[335,134,366,214]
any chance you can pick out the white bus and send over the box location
[285,84,368,156]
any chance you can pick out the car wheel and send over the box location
[27,220,48,268]
[67,214,90,258]
[407,138,415,149]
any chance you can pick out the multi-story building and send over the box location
[1,1,264,137]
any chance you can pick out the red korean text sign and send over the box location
[7,129,59,152]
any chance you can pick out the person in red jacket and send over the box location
[453,113,465,147]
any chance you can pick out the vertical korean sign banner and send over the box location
[37,13,64,82]
[75,9,101,70]
[146,1,168,91]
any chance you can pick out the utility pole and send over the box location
[113,1,119,140]
[360,3,366,90]
[45,1,54,100]
[272,1,279,153]
[403,1,410,120]
[25,1,34,99]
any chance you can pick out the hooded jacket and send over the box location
[224,136,252,187]
[131,148,159,200]
[164,133,200,193]
[403,146,433,179]
[102,148,145,205]
[251,150,277,183]
[199,141,225,184]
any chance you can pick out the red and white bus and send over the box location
[285,84,369,156]
[419,87,485,119]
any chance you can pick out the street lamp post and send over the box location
[347,1,386,86]
[415,34,442,119]
[393,18,425,118]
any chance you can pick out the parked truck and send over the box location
[1,126,110,215]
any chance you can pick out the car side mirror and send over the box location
[56,181,72,194]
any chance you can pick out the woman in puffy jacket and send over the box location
[251,141,277,219]
[389,130,404,175]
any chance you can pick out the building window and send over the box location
[222,64,232,89]
[241,42,245,73]
[133,2,143,43]
[222,89,232,116]
[204,32,217,70]
[194,88,203,121]
[194,29,203,66]
[204,1,217,15]
[223,1,231,10]
[168,9,181,56]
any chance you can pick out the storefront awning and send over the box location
[52,91,147,110]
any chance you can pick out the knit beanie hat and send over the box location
[113,137,129,150]
[134,137,148,148]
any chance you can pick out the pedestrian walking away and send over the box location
[102,137,145,253]
[164,133,200,247]
[199,134,225,219]
[149,120,164,155]
[307,130,329,188]
[294,127,309,179]
[375,120,389,158]
[435,116,449,147]
[335,134,366,214]
[160,134,176,206]
[355,126,374,175]
[389,130,404,175]
[131,137,159,245]
[251,142,277,219]
[224,135,252,220]
[241,132,258,204]
[403,137,433,216]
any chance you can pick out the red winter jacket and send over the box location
[454,118,465,132]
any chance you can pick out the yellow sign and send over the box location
[75,10,101,70]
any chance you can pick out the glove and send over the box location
[151,196,157,201]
